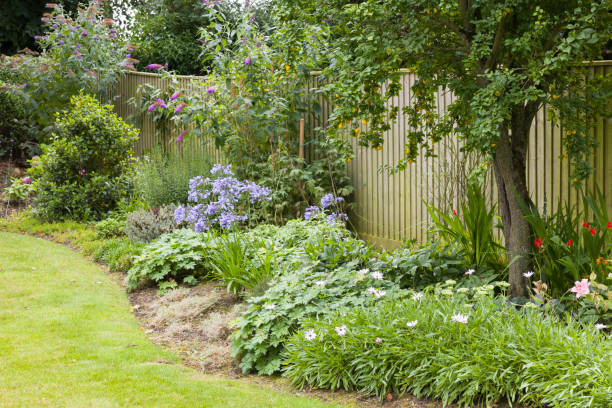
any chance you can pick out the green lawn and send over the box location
[0,232,336,408]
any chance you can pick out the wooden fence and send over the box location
[112,62,612,248]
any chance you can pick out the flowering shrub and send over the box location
[284,284,611,408]
[28,93,138,221]
[231,233,404,375]
[174,164,271,231]
[0,1,132,140]
[128,4,353,224]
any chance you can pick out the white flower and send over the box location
[304,329,317,341]
[334,325,347,336]
[465,269,475,275]
[367,287,377,295]
[357,268,369,276]
[595,323,606,330]
[371,271,384,280]
[374,289,386,298]
[406,320,418,328]
[412,292,423,301]
[264,304,276,310]
[315,280,327,286]
[451,313,469,324]
[523,271,535,278]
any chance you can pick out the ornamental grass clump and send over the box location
[174,164,271,232]
[283,285,612,408]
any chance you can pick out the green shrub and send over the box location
[374,241,469,290]
[134,146,212,208]
[127,229,217,291]
[29,93,138,221]
[0,89,37,162]
[94,216,126,240]
[231,234,404,375]
[283,286,611,408]
[1,177,34,204]
[124,205,179,243]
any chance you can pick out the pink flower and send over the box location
[451,314,469,324]
[79,169,86,177]
[147,103,156,112]
[375,337,382,343]
[155,98,167,109]
[170,91,180,101]
[207,87,215,94]
[465,269,475,275]
[174,102,187,114]
[334,325,347,336]
[570,279,590,298]
[245,57,251,66]
[22,177,31,184]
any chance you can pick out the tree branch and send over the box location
[485,16,506,71]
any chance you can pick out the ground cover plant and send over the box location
[0,231,337,408]
[283,282,612,408]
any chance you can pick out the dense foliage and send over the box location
[273,0,612,297]
[129,5,353,224]
[284,284,611,408]
[29,93,138,221]
[0,90,37,162]
[134,146,212,208]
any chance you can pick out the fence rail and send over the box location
[113,62,612,248]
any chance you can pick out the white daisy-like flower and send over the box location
[451,313,469,324]
[334,325,347,336]
[315,280,327,286]
[374,289,386,298]
[367,287,377,295]
[406,320,418,328]
[595,323,606,330]
[357,268,369,276]
[465,269,475,275]
[304,329,317,341]
[264,304,276,310]
[371,271,384,280]
[412,292,423,301]
[523,271,535,278]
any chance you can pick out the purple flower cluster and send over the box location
[174,164,271,232]
[303,193,348,225]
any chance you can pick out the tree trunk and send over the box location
[493,104,539,298]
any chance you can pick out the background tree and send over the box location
[274,0,612,297]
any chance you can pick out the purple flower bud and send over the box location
[93,35,99,41]
[207,87,215,94]
[145,63,164,70]
[176,130,187,143]
[175,102,187,114]
[244,57,251,66]
[170,91,180,101]
[81,31,88,37]
[110,29,117,34]
[256,41,262,47]
[75,43,81,48]
[34,36,43,41]
[147,103,156,112]
[58,40,65,45]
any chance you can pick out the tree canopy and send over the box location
[273,0,612,296]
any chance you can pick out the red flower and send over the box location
[453,210,457,216]
[534,237,543,251]
[567,239,572,247]
[590,227,596,236]
[583,222,590,229]
[607,221,611,229]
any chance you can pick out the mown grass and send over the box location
[0,232,337,408]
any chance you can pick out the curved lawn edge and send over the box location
[0,232,337,408]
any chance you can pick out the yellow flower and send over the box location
[285,64,290,72]
[405,148,411,154]
[354,128,360,134]
[376,145,382,151]
[346,157,352,163]
[563,153,568,159]
[573,177,578,182]
[552,94,559,99]
[338,123,343,129]
[433,8,437,13]
[482,162,488,168]
[361,119,367,125]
